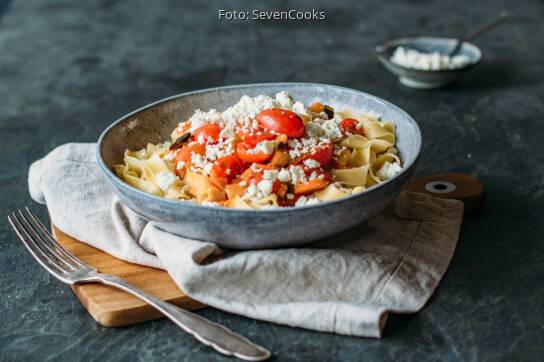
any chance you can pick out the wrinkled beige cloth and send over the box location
[28,143,464,338]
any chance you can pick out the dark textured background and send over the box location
[1,0,543,361]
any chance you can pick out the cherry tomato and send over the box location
[236,142,274,164]
[340,118,365,135]
[299,142,333,167]
[175,143,206,164]
[193,123,222,143]
[257,109,305,138]
[248,172,282,193]
[236,130,276,147]
[211,154,245,182]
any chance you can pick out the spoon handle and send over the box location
[448,11,509,56]
[464,11,509,42]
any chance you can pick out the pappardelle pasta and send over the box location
[115,91,402,209]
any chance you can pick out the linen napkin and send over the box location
[28,143,464,338]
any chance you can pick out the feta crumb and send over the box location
[376,162,402,180]
[176,161,186,170]
[295,196,307,207]
[277,169,291,183]
[189,109,222,132]
[247,140,276,155]
[286,193,295,200]
[289,165,307,185]
[275,91,293,110]
[155,171,177,192]
[257,179,274,196]
[292,101,310,118]
[391,46,471,71]
[303,159,321,169]
[263,169,278,181]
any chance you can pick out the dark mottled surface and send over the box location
[1,0,543,361]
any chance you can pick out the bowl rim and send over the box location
[96,82,422,214]
[375,36,483,74]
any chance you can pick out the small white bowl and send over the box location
[376,37,482,89]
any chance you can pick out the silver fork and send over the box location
[8,208,271,361]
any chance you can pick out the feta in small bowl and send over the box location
[376,37,482,89]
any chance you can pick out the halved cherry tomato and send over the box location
[211,154,245,183]
[299,142,333,167]
[294,179,329,195]
[236,130,277,147]
[193,123,222,143]
[248,173,282,193]
[257,109,305,138]
[175,143,206,164]
[236,142,274,164]
[340,118,365,135]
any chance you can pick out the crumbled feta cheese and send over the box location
[277,169,291,183]
[376,162,402,180]
[257,179,274,196]
[247,140,276,155]
[176,161,185,170]
[191,153,206,168]
[292,101,310,118]
[391,46,471,71]
[286,193,295,200]
[289,165,307,185]
[275,91,293,110]
[295,196,307,207]
[263,169,278,181]
[303,159,320,169]
[321,119,343,139]
[222,94,278,125]
[189,109,222,131]
[155,171,177,192]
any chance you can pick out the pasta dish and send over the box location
[115,91,402,209]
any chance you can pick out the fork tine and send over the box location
[16,210,78,271]
[8,213,69,279]
[23,207,86,268]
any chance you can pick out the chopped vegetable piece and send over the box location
[294,179,329,195]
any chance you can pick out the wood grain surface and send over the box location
[52,227,205,327]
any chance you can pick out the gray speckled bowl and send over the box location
[97,83,421,249]
[376,37,482,89]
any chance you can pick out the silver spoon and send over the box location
[447,11,510,56]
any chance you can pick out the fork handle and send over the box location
[90,273,271,361]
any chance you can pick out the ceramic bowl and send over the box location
[376,37,482,89]
[97,83,422,249]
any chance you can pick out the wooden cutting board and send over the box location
[52,227,205,327]
[54,173,483,328]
